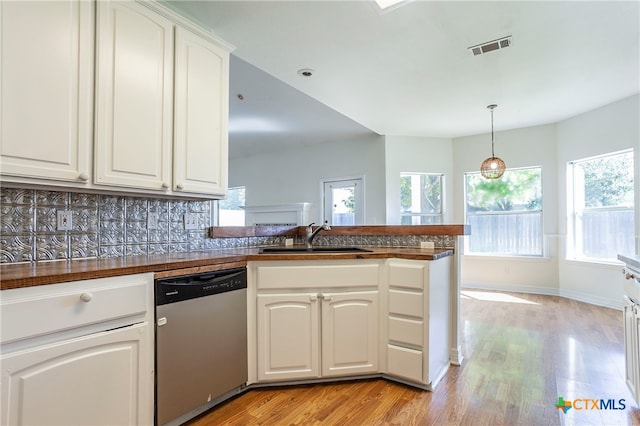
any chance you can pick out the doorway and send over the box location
[321,177,364,225]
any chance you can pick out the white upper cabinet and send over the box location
[0,0,93,184]
[1,0,231,198]
[94,1,231,197]
[94,0,174,191]
[174,27,229,196]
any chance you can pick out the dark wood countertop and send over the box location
[0,247,453,291]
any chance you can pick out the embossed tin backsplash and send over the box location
[1,187,454,264]
[0,187,220,263]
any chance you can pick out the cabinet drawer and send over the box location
[389,316,423,347]
[388,260,425,290]
[256,262,379,289]
[1,274,151,344]
[387,344,422,383]
[389,289,424,318]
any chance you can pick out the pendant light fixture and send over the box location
[480,104,506,179]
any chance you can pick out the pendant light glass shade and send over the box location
[481,104,506,179]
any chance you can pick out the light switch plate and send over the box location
[148,213,159,230]
[183,213,198,230]
[56,210,73,231]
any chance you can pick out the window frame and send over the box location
[464,166,544,257]
[567,149,635,263]
[214,186,246,226]
[399,172,445,225]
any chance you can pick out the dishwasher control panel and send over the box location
[155,267,247,306]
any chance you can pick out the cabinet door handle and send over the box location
[323,294,333,301]
[161,182,170,189]
[309,295,318,301]
[78,172,89,182]
[626,272,636,280]
[176,183,184,190]
[79,292,93,303]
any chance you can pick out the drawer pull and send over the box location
[79,293,93,303]
[626,272,636,281]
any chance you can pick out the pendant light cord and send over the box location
[490,108,495,158]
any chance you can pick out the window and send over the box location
[465,167,543,256]
[569,150,634,261]
[400,173,444,224]
[216,186,245,226]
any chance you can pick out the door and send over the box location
[257,293,320,381]
[322,177,364,225]
[94,0,173,190]
[173,26,229,196]
[1,323,151,426]
[0,0,93,183]
[321,291,378,377]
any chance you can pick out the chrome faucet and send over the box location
[306,221,331,249]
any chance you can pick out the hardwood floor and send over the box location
[188,290,640,425]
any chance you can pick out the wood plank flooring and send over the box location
[188,290,640,425]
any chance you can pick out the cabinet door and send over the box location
[0,0,92,184]
[321,291,378,377]
[1,323,152,426]
[624,296,640,402]
[257,293,320,381]
[174,27,229,196]
[94,0,173,191]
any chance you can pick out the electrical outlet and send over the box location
[285,238,294,246]
[183,213,198,230]
[56,210,73,231]
[148,213,159,230]
[420,241,435,249]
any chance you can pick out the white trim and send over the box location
[319,175,366,225]
[461,282,623,310]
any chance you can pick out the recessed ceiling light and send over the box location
[297,68,314,77]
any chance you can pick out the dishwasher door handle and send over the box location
[157,317,168,327]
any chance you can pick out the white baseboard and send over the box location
[462,282,559,297]
[461,282,622,310]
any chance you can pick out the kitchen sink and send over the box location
[258,246,373,254]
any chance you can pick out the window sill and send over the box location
[462,253,550,262]
[564,257,625,267]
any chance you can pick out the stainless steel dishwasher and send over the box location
[155,267,247,426]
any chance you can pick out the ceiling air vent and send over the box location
[468,36,512,56]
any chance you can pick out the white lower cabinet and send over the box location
[321,291,378,377]
[1,324,149,426]
[256,290,378,381]
[623,295,640,403]
[257,292,320,381]
[386,257,451,389]
[249,258,452,390]
[251,260,381,383]
[0,274,154,426]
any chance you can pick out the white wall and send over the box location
[384,135,454,224]
[453,94,639,309]
[453,123,560,296]
[229,94,639,309]
[229,134,387,224]
[556,94,640,308]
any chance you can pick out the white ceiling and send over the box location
[164,1,640,158]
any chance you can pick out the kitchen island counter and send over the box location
[1,247,452,290]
